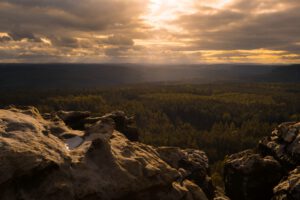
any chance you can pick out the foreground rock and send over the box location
[0,107,221,200]
[224,121,300,200]
[157,147,215,199]
[224,150,283,200]
[273,167,300,200]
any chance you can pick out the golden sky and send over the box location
[0,0,300,63]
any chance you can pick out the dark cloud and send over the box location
[0,0,149,61]
[0,35,11,42]
[8,31,42,42]
[51,37,79,48]
[177,0,300,54]
[104,35,134,46]
[0,0,148,33]
[0,0,299,63]
[177,8,245,30]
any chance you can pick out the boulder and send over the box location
[224,121,300,200]
[57,110,91,130]
[259,122,300,168]
[273,166,300,200]
[157,147,215,199]
[224,150,283,200]
[101,111,140,141]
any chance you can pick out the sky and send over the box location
[0,0,300,64]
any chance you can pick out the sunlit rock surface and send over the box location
[0,106,222,200]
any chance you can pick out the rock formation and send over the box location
[224,122,300,200]
[56,110,140,142]
[0,106,223,200]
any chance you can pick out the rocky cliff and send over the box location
[2,106,299,200]
[224,122,300,200]
[0,106,227,200]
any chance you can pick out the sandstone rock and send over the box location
[55,110,140,142]
[101,111,140,141]
[224,121,300,200]
[287,134,300,163]
[57,110,91,130]
[0,107,74,200]
[273,166,300,200]
[224,150,283,200]
[0,107,212,200]
[121,180,209,200]
[157,147,215,199]
[213,188,231,200]
[259,121,300,169]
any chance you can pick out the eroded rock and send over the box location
[157,147,215,199]
[225,121,300,200]
[0,107,214,200]
[101,111,140,141]
[57,110,91,130]
[259,121,300,168]
[224,150,283,200]
[273,166,300,200]
[54,110,140,142]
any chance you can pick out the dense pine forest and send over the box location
[1,82,300,185]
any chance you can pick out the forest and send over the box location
[1,82,300,186]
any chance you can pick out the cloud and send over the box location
[176,0,300,50]
[0,0,148,32]
[0,0,299,63]
[8,31,42,42]
[104,35,134,46]
[0,36,11,42]
[51,37,79,48]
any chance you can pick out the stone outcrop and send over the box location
[56,110,140,142]
[157,147,215,199]
[259,122,300,169]
[224,121,300,200]
[0,106,220,200]
[273,166,300,200]
[224,150,283,200]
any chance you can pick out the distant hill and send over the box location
[260,64,300,82]
[0,63,298,90]
[0,64,144,89]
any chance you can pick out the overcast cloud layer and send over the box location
[0,0,299,63]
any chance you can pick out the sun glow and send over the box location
[144,0,196,30]
[0,32,9,37]
[214,0,231,8]
[143,0,232,30]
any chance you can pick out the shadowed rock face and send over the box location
[157,147,215,199]
[259,122,300,169]
[224,122,300,200]
[55,110,140,142]
[0,106,223,200]
[224,150,283,200]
